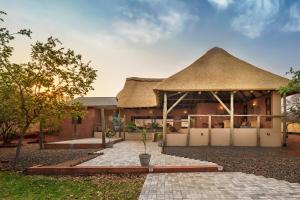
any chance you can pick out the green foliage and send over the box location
[105,128,116,142]
[157,132,163,140]
[150,121,160,130]
[139,128,147,154]
[112,116,122,127]
[279,68,300,95]
[127,121,136,132]
[0,171,145,200]
[0,12,97,135]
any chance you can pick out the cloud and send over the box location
[283,2,300,32]
[112,1,197,44]
[208,0,233,10]
[231,0,281,38]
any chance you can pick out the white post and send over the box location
[208,115,212,146]
[101,108,106,148]
[256,115,261,146]
[230,92,234,146]
[187,115,191,146]
[162,93,168,149]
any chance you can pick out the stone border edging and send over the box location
[24,165,220,175]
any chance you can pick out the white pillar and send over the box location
[282,94,287,146]
[162,93,168,148]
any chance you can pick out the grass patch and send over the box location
[0,171,145,200]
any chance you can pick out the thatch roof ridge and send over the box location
[117,77,163,108]
[155,47,289,91]
[126,77,165,82]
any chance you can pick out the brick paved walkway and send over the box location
[139,172,300,200]
[78,141,218,167]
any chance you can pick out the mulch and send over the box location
[165,143,300,183]
[0,142,100,171]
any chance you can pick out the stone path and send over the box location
[139,172,300,200]
[78,141,218,167]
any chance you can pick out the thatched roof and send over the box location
[117,77,164,108]
[155,47,289,92]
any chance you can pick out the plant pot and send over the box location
[139,153,151,166]
[105,141,113,148]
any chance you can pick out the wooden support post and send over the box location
[101,108,106,148]
[162,92,168,151]
[208,115,212,146]
[211,92,231,114]
[256,115,261,147]
[282,94,287,146]
[186,115,191,146]
[167,92,188,114]
[230,92,234,146]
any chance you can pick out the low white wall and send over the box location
[233,128,257,146]
[166,133,187,146]
[189,128,209,146]
[260,129,282,147]
[211,128,230,146]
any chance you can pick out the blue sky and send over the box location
[1,0,300,96]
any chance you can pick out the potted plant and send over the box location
[127,121,136,132]
[150,121,160,142]
[105,129,115,148]
[112,116,122,132]
[139,128,151,166]
[157,132,163,147]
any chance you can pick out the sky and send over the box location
[1,0,300,97]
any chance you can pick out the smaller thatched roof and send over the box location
[155,47,289,91]
[117,77,164,108]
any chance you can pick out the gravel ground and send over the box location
[164,146,300,183]
[0,143,100,171]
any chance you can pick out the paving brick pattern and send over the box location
[139,172,300,200]
[78,141,218,167]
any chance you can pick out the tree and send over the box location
[0,81,19,145]
[0,12,97,167]
[279,68,300,118]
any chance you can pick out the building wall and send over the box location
[58,108,116,140]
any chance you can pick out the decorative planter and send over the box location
[139,153,151,166]
[105,142,113,148]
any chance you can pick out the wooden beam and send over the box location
[162,92,168,150]
[230,92,234,146]
[239,91,249,102]
[101,108,106,148]
[210,92,231,114]
[167,92,188,114]
[282,94,287,146]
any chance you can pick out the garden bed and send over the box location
[0,142,100,171]
[164,145,300,183]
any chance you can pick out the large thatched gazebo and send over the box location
[117,47,290,148]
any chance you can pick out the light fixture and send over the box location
[149,110,153,114]
[219,105,224,110]
[198,91,202,94]
[183,110,188,114]
[252,101,257,107]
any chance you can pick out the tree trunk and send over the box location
[38,131,44,150]
[13,127,27,169]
